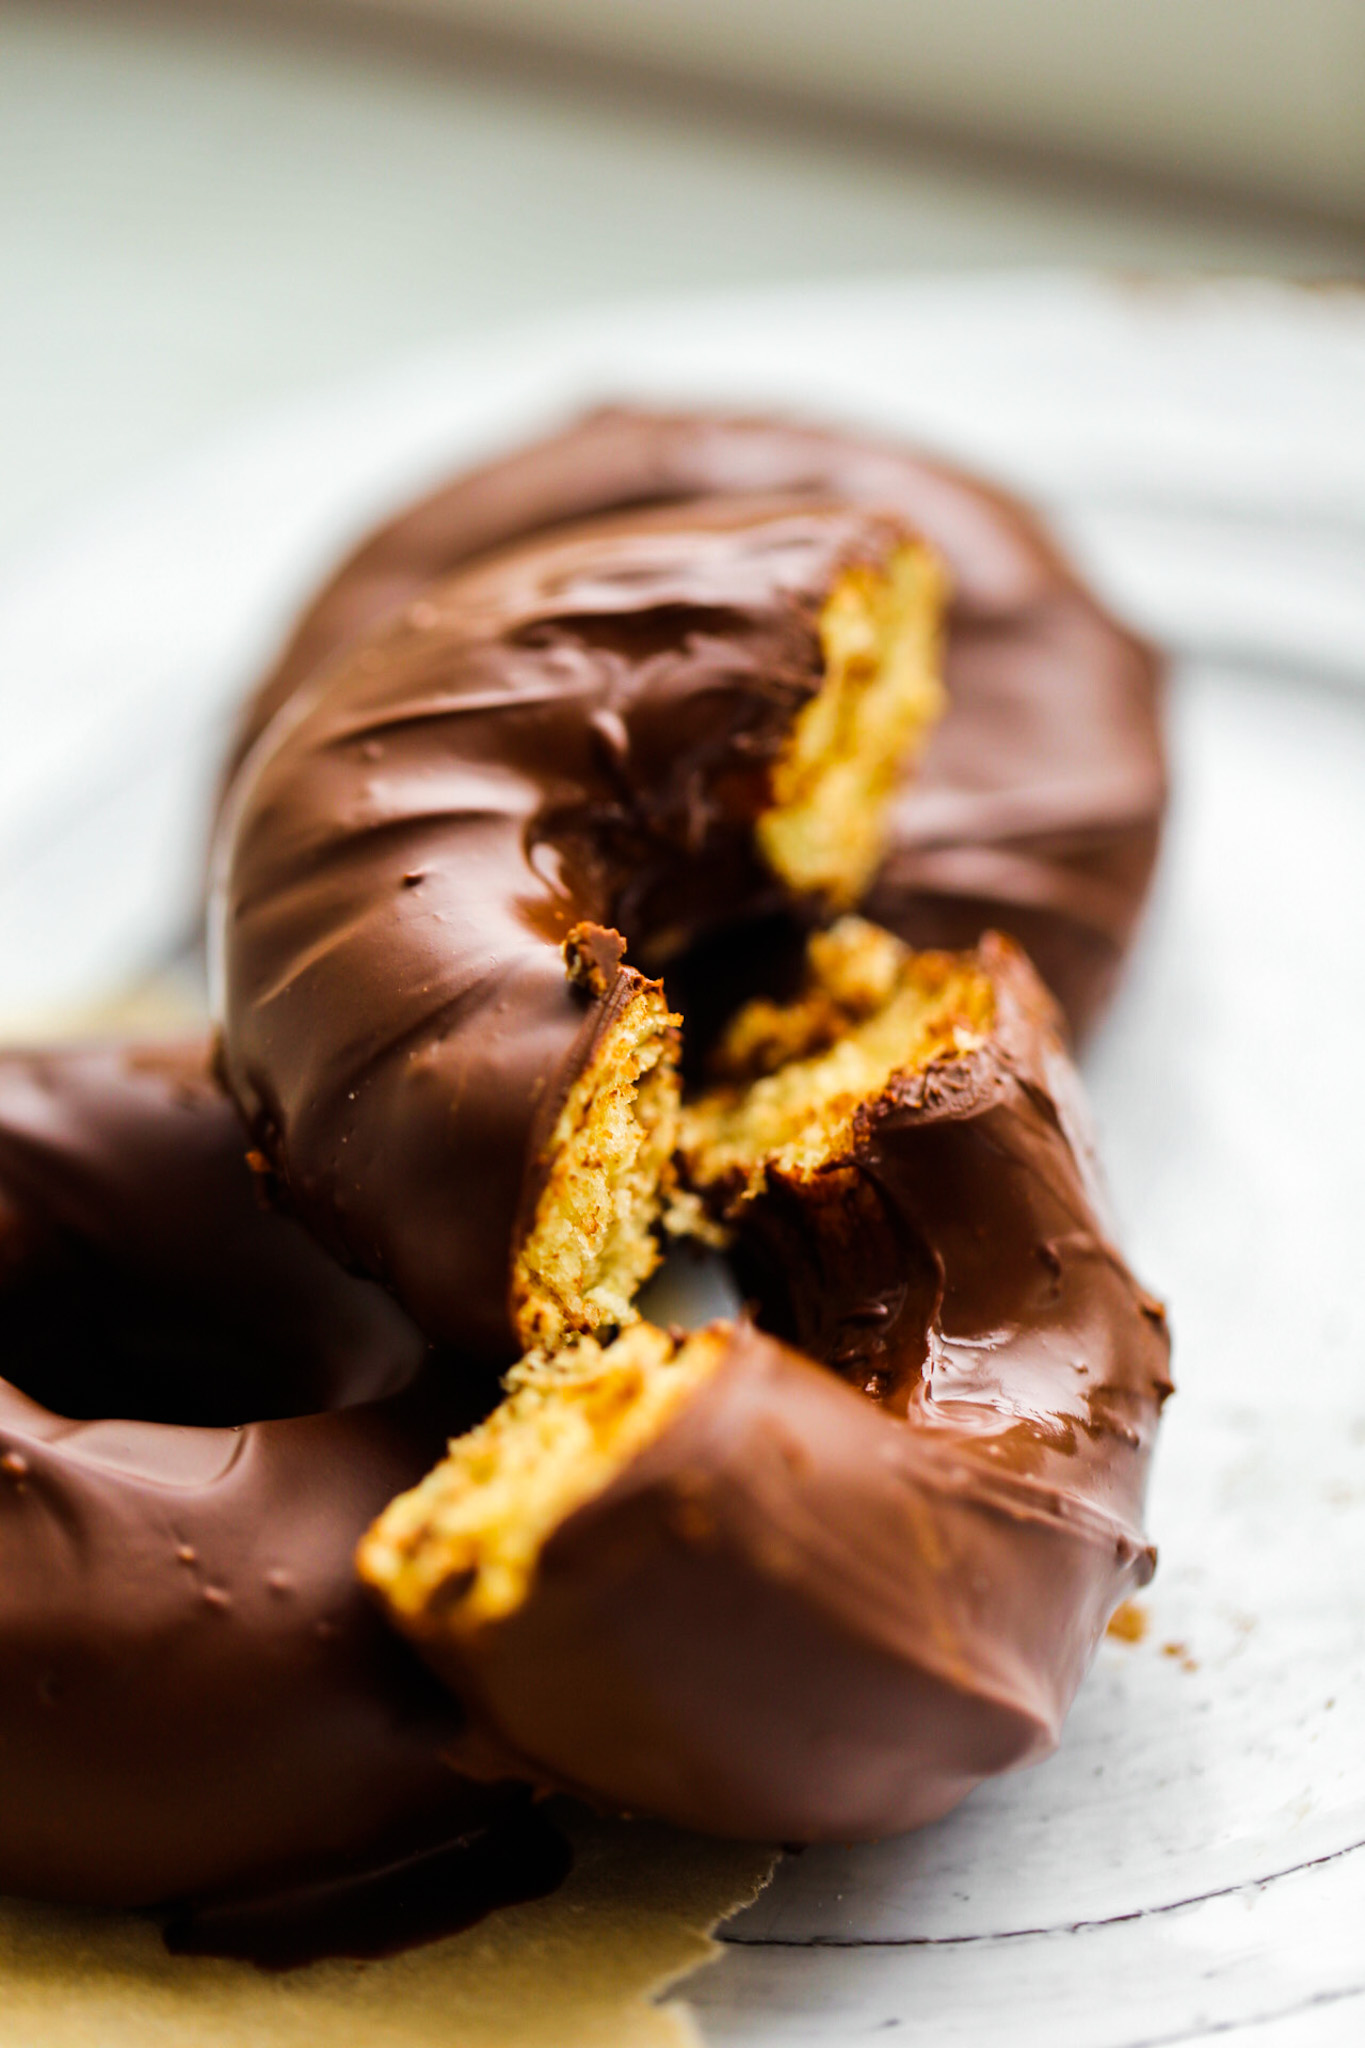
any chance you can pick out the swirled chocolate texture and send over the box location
[0,1041,509,1908]
[361,930,1172,1841]
[215,497,943,1361]
[230,406,1166,1036]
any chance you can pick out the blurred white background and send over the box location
[348,0,1365,213]
[3,1,1363,566]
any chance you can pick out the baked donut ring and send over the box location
[215,497,946,1361]
[0,1041,508,1908]
[360,926,1171,1841]
[229,406,1166,1035]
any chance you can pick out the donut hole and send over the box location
[757,543,946,905]
[0,1225,429,1427]
[359,1322,727,1632]
[676,916,995,1205]
[513,979,681,1358]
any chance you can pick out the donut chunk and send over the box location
[215,498,945,1360]
[358,931,1171,1841]
[229,406,1166,1035]
[0,1042,510,1908]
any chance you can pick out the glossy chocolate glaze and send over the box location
[377,941,1171,1841]
[230,406,1166,1035]
[215,496,914,1358]
[0,1042,513,1908]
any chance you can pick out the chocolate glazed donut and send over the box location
[360,927,1172,1842]
[214,496,946,1363]
[0,1041,517,1909]
[228,406,1166,1036]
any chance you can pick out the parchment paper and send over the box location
[0,1812,777,2048]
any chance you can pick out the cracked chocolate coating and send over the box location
[0,1042,508,1908]
[229,406,1166,1036]
[214,496,914,1358]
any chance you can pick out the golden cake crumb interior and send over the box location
[357,1323,728,1631]
[757,541,947,904]
[513,981,681,1356]
[677,917,994,1206]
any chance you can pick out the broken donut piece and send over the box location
[359,927,1171,1841]
[214,497,945,1360]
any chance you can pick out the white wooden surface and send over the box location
[1,276,1362,2044]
